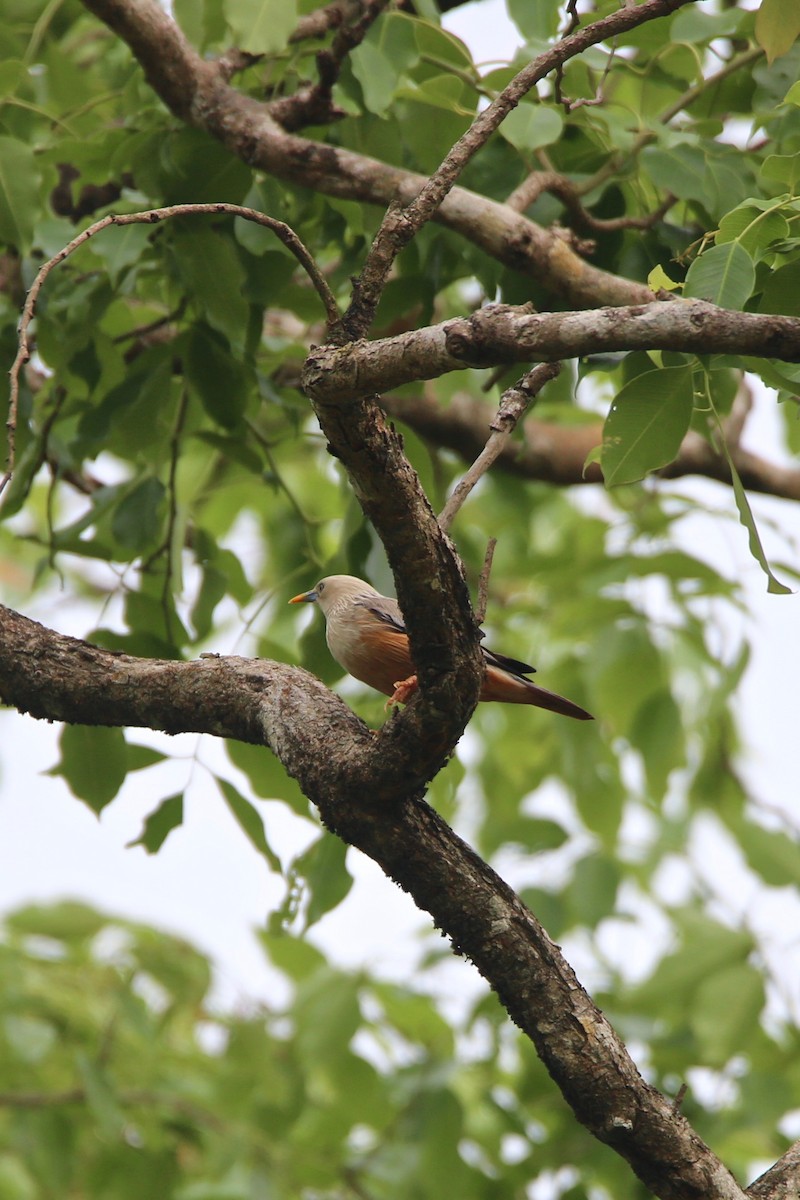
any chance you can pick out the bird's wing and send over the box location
[482,645,537,677]
[356,594,407,635]
[359,599,539,677]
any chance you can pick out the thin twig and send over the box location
[1,202,339,498]
[269,0,390,131]
[506,169,675,231]
[475,537,497,625]
[341,0,696,340]
[438,361,561,532]
[573,45,765,200]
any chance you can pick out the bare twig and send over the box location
[475,537,497,625]
[269,0,389,131]
[341,0,695,339]
[290,0,366,44]
[573,45,765,201]
[506,169,675,231]
[438,361,561,531]
[2,202,339,497]
[555,34,616,112]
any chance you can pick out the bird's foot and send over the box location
[386,674,419,708]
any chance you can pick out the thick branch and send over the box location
[79,0,652,310]
[0,602,747,1200]
[344,0,693,337]
[747,1141,800,1200]
[303,301,800,402]
[384,388,800,502]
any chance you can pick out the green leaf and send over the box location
[631,690,685,797]
[49,726,129,815]
[111,477,166,552]
[759,154,800,191]
[759,262,800,316]
[641,144,709,204]
[126,743,168,772]
[226,740,313,817]
[732,818,800,887]
[692,963,765,1065]
[185,325,250,429]
[601,366,694,486]
[0,60,26,99]
[294,969,362,1067]
[294,833,354,928]
[566,854,619,928]
[499,104,563,152]
[755,0,800,63]
[708,402,792,594]
[350,42,398,117]
[631,913,755,1006]
[647,264,681,292]
[5,901,106,942]
[223,0,297,53]
[0,137,42,252]
[0,1155,38,1200]
[259,929,328,981]
[716,202,789,257]
[128,793,184,853]
[507,0,562,40]
[217,777,282,872]
[75,1052,126,1138]
[586,623,666,733]
[167,225,249,352]
[2,1015,57,1064]
[684,242,756,309]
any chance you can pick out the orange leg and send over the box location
[386,673,419,708]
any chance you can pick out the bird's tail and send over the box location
[482,665,593,720]
[520,682,593,721]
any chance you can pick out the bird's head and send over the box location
[289,575,378,617]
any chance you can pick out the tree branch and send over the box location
[2,203,339,497]
[79,0,653,310]
[268,0,390,132]
[438,361,561,531]
[747,1141,800,1200]
[0,601,748,1200]
[383,387,800,502]
[303,301,800,403]
[343,0,695,337]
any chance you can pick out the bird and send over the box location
[290,574,593,720]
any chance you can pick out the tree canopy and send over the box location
[2,1,800,1198]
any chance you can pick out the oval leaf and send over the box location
[601,366,694,486]
[684,241,756,310]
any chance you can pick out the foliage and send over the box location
[1,899,796,1200]
[1,0,800,1196]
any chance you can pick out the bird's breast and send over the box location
[325,608,413,697]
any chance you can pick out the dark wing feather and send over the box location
[357,595,407,635]
[482,646,537,677]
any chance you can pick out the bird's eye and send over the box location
[317,581,325,592]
